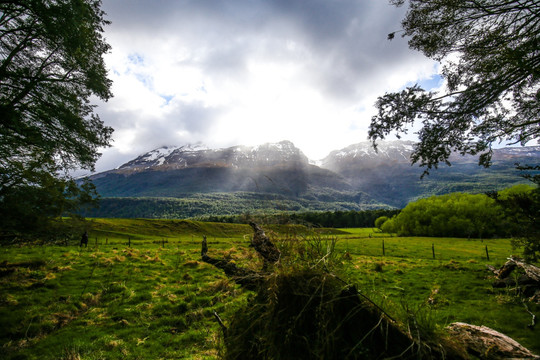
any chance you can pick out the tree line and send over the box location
[197,209,401,228]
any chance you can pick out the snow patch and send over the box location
[142,146,179,162]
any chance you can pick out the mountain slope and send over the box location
[321,141,539,207]
[92,141,354,197]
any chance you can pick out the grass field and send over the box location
[1,218,539,359]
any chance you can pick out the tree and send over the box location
[374,216,389,230]
[0,0,112,240]
[370,0,539,173]
[492,183,540,261]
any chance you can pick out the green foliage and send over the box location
[491,184,540,261]
[84,193,378,219]
[85,196,399,227]
[497,184,536,200]
[374,216,389,230]
[370,0,539,171]
[0,178,99,243]
[0,0,113,240]
[382,192,505,238]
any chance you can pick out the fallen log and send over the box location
[491,257,540,282]
[447,322,540,359]
[200,235,263,291]
[489,257,540,302]
[511,258,540,282]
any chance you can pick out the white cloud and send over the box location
[90,0,440,172]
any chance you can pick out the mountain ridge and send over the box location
[114,140,309,173]
[86,140,538,218]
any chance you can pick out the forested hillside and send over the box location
[83,192,390,219]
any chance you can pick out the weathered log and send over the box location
[489,257,540,304]
[200,223,279,290]
[200,235,262,291]
[511,258,540,282]
[447,322,540,359]
[495,261,517,279]
[492,257,540,282]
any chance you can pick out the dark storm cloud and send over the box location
[263,0,422,98]
[102,0,418,100]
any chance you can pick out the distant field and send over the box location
[338,229,514,262]
[0,219,538,359]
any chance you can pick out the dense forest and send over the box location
[196,209,401,228]
[82,192,391,220]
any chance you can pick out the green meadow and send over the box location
[1,218,539,359]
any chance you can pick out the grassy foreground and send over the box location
[0,218,539,359]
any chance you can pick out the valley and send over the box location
[86,140,538,218]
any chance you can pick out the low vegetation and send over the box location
[0,219,538,359]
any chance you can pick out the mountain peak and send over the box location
[321,140,416,171]
[115,140,308,172]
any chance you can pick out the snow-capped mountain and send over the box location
[321,141,540,173]
[86,140,538,217]
[117,140,309,172]
[320,141,416,172]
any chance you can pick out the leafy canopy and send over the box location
[370,0,539,172]
[381,192,504,238]
[492,183,540,261]
[0,0,112,239]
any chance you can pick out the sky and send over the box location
[89,0,442,174]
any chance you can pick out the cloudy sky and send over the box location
[90,0,442,173]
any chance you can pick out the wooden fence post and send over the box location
[432,243,435,259]
[382,239,385,256]
[485,245,490,261]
